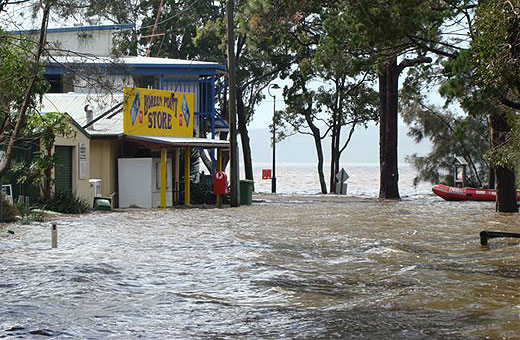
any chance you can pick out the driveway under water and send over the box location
[1,194,520,339]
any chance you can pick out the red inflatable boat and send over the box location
[432,184,520,201]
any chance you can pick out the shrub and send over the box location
[29,209,46,222]
[43,191,89,214]
[191,175,216,204]
[2,198,19,222]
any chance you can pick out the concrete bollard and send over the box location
[51,223,57,248]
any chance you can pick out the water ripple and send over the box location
[1,199,519,338]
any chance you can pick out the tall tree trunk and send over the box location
[329,132,336,193]
[379,64,387,187]
[236,90,254,180]
[334,81,344,194]
[495,166,517,212]
[488,167,495,189]
[301,80,327,194]
[329,111,340,193]
[379,57,400,199]
[309,123,327,194]
[334,124,341,193]
[490,110,517,212]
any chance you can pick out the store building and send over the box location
[30,24,229,207]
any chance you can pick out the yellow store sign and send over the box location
[123,87,195,137]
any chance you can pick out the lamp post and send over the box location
[268,83,280,194]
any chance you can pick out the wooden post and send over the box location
[184,147,191,206]
[216,148,222,208]
[160,148,167,208]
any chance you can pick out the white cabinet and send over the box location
[118,158,172,208]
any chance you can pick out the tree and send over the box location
[282,61,329,193]
[473,0,520,212]
[401,101,490,188]
[0,1,51,179]
[14,112,74,200]
[346,0,460,199]
[392,0,518,212]
[400,46,492,189]
[248,0,378,193]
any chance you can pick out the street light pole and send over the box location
[268,84,280,194]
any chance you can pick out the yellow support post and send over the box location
[184,147,191,206]
[174,149,180,204]
[216,148,223,207]
[160,148,167,208]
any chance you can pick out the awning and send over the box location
[120,134,230,149]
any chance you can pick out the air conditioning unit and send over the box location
[89,179,102,198]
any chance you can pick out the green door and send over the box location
[54,146,73,193]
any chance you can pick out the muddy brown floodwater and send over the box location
[1,194,520,339]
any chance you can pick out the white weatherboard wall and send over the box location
[47,30,113,57]
[118,158,153,208]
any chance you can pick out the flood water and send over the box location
[2,195,520,339]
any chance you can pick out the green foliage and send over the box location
[12,152,57,193]
[43,191,89,214]
[0,27,48,152]
[29,209,46,222]
[15,200,45,224]
[401,94,490,187]
[191,174,216,205]
[474,0,520,101]
[253,1,379,187]
[0,29,39,114]
[16,200,30,224]
[472,1,520,177]
[2,199,19,223]
[345,0,453,62]
[12,111,74,199]
[485,112,520,169]
[80,0,225,61]
[401,48,491,188]
[25,111,75,149]
[439,49,478,108]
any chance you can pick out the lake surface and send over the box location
[249,162,431,197]
[2,193,520,339]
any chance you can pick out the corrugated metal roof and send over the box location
[13,24,135,35]
[41,93,124,136]
[47,55,226,72]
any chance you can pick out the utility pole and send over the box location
[226,0,240,207]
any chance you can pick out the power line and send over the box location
[139,0,203,30]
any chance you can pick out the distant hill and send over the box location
[242,124,432,164]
